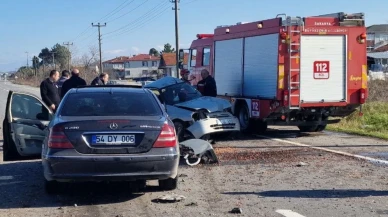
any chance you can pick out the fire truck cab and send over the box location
[179,12,367,133]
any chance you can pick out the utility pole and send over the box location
[50,51,57,70]
[170,0,180,78]
[63,42,73,71]
[92,22,106,74]
[25,52,29,67]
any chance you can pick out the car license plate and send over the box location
[219,119,233,125]
[91,135,135,145]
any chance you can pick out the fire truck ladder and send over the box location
[287,16,303,109]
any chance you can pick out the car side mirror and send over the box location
[179,49,184,60]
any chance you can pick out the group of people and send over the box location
[180,68,217,97]
[39,67,215,113]
[39,68,109,113]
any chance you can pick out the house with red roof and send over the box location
[103,54,160,79]
[158,53,189,77]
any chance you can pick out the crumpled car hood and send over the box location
[175,96,231,112]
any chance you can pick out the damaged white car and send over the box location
[144,77,240,141]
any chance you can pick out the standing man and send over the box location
[57,70,70,96]
[61,68,87,98]
[180,69,194,84]
[40,70,60,112]
[197,69,217,97]
[91,73,109,85]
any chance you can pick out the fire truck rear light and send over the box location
[283,90,289,106]
[226,28,230,33]
[280,32,287,39]
[281,115,286,120]
[360,33,366,39]
[360,88,366,104]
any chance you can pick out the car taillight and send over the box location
[48,125,73,149]
[153,123,177,148]
[360,88,366,104]
[283,90,289,106]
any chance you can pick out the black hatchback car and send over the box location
[3,86,179,193]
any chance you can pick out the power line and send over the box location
[25,52,29,67]
[103,5,170,40]
[69,0,130,42]
[103,1,169,36]
[106,0,149,23]
[92,23,107,73]
[98,0,131,22]
[171,0,180,78]
[63,42,74,71]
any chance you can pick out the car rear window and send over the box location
[59,92,162,116]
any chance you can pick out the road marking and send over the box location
[276,209,306,217]
[257,135,388,165]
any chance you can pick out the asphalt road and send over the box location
[1,80,388,217]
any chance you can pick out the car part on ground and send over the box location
[179,139,218,166]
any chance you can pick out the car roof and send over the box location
[144,76,183,89]
[68,86,148,94]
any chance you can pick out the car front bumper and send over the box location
[187,111,240,139]
[42,147,179,182]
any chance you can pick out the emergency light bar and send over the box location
[196,34,214,39]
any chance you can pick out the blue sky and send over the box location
[0,0,386,71]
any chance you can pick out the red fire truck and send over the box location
[178,12,368,133]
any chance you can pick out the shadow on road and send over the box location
[0,160,158,209]
[223,189,388,198]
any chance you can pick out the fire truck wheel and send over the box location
[298,125,319,132]
[237,104,254,133]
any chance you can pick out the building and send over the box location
[103,56,130,79]
[367,52,388,72]
[124,54,160,78]
[103,54,160,79]
[158,53,189,77]
[367,24,388,52]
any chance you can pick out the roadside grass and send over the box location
[327,102,388,140]
[327,79,388,140]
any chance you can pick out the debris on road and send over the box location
[152,193,186,203]
[230,207,242,214]
[185,202,198,207]
[180,139,218,166]
[179,174,188,177]
[296,162,309,167]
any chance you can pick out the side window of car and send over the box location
[11,93,47,120]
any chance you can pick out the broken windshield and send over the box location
[161,82,202,105]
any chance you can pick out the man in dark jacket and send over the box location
[91,73,109,85]
[40,70,60,112]
[57,70,70,96]
[197,69,217,97]
[61,68,87,98]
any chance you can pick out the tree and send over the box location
[149,48,159,56]
[38,47,52,65]
[51,43,70,70]
[162,43,175,53]
[38,44,70,70]
[32,56,40,69]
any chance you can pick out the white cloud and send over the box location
[131,47,140,52]
[105,49,127,55]
[156,45,164,51]
[179,43,190,48]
